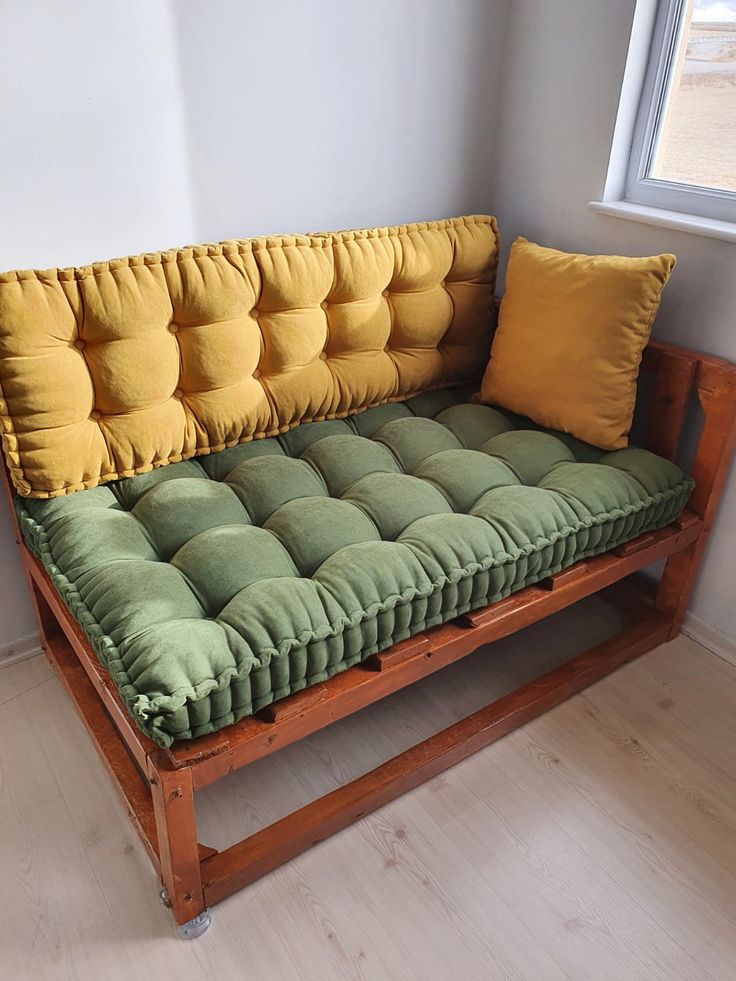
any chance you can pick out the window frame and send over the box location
[625,0,736,224]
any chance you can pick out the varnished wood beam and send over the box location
[201,611,670,907]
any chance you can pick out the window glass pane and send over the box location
[650,0,736,192]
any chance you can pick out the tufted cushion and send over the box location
[0,215,498,498]
[17,388,694,748]
[479,237,676,450]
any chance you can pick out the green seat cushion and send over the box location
[16,389,694,748]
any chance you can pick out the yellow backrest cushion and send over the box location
[479,237,675,450]
[0,215,498,497]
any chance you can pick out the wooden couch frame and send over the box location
[2,332,736,934]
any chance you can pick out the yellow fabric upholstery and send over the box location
[0,215,498,497]
[479,237,675,451]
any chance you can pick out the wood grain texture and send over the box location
[148,753,204,925]
[642,344,696,461]
[2,604,736,980]
[201,612,669,905]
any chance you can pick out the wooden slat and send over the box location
[643,346,696,461]
[673,511,700,532]
[42,630,160,874]
[657,359,736,636]
[465,593,522,628]
[688,360,736,528]
[201,610,671,906]
[259,684,328,723]
[539,563,589,591]
[613,533,657,557]
[363,634,431,671]
[644,338,733,371]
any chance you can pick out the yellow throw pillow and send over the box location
[479,237,676,450]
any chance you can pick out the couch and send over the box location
[1,215,734,936]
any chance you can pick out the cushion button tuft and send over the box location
[90,409,101,421]
[253,368,262,379]
[320,300,328,310]
[173,388,184,399]
[250,308,260,319]
[319,351,328,361]
[74,339,86,350]
[168,323,179,333]
[382,289,390,297]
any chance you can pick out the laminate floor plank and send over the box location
[1,599,734,981]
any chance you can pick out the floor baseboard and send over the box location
[0,632,42,669]
[682,613,736,669]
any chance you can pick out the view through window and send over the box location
[651,0,736,192]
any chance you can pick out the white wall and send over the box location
[0,0,196,651]
[0,0,509,653]
[172,0,508,239]
[493,0,736,641]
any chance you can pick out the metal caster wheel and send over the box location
[160,888,211,938]
[179,910,212,940]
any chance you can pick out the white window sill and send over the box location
[587,200,736,245]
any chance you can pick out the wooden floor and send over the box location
[1,595,735,981]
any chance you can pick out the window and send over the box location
[626,0,736,223]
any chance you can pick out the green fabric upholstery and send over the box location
[16,388,694,748]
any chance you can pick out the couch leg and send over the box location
[655,541,701,640]
[148,752,206,929]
